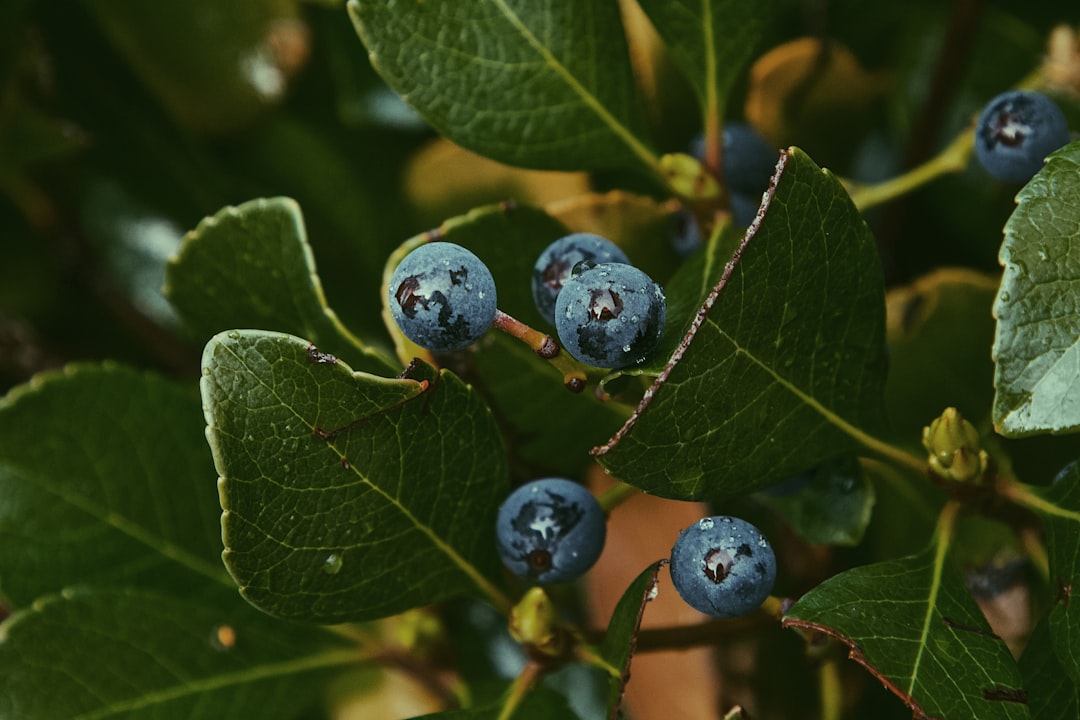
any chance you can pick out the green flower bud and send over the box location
[921,407,989,484]
[659,152,721,201]
[508,587,563,657]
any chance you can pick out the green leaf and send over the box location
[347,0,657,173]
[1020,616,1079,719]
[756,456,875,546]
[165,197,396,376]
[0,586,362,720]
[202,330,511,623]
[0,364,229,606]
[595,148,889,500]
[635,0,780,123]
[1009,465,1080,684]
[784,535,1029,720]
[993,140,1080,437]
[599,562,663,719]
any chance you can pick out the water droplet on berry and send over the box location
[698,518,714,530]
[322,553,344,575]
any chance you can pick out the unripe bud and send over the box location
[508,587,563,657]
[921,407,989,484]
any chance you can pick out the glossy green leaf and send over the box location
[595,148,889,500]
[600,562,663,719]
[993,140,1080,437]
[0,586,361,720]
[1019,616,1079,719]
[347,0,657,173]
[0,364,229,606]
[166,197,396,376]
[635,0,780,123]
[756,456,875,546]
[784,542,1028,720]
[1013,464,1080,683]
[202,330,511,623]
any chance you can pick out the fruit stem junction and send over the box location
[842,129,974,212]
[490,309,603,392]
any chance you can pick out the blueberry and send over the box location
[388,242,497,351]
[531,233,630,327]
[669,516,777,618]
[690,122,778,196]
[554,262,665,369]
[495,478,606,584]
[974,90,1070,184]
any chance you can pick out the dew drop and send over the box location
[478,291,485,299]
[622,344,631,353]
[202,367,211,376]
[698,518,715,530]
[323,553,344,575]
[758,538,768,548]
[999,291,1011,303]
[1037,247,1050,262]
[226,330,241,340]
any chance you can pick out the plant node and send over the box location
[921,407,989,485]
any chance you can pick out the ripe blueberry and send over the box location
[974,90,1070,184]
[531,233,630,327]
[388,242,497,351]
[554,262,665,370]
[495,478,606,584]
[669,516,777,618]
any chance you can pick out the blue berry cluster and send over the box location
[388,235,665,370]
[532,234,666,370]
[494,478,606,584]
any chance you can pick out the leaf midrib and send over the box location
[214,338,509,612]
[1,461,232,589]
[489,0,658,172]
[73,648,368,720]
